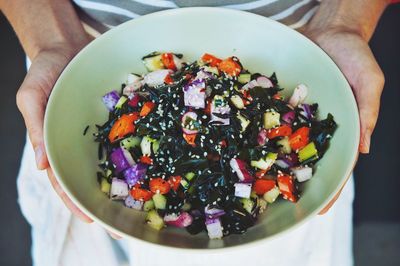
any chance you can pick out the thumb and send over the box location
[16,72,50,170]
[353,68,384,154]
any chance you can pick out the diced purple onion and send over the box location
[124,195,144,210]
[257,129,268,146]
[183,80,206,109]
[204,206,226,219]
[102,90,120,111]
[229,158,253,182]
[110,147,135,175]
[289,84,308,107]
[210,97,231,125]
[278,153,299,168]
[123,163,147,186]
[299,104,312,120]
[164,212,193,228]
[181,111,199,134]
[195,70,213,81]
[292,166,313,182]
[234,183,252,198]
[143,69,171,87]
[275,159,290,169]
[282,111,296,125]
[256,76,274,88]
[242,79,259,90]
[205,217,223,239]
[110,178,129,200]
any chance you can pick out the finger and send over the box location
[47,168,93,223]
[106,229,122,240]
[353,63,385,154]
[16,72,50,170]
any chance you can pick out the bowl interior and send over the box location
[45,8,359,250]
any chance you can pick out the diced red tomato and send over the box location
[127,94,140,107]
[277,175,297,202]
[218,57,242,76]
[183,133,196,147]
[164,74,174,84]
[161,53,177,70]
[255,169,268,179]
[267,125,293,139]
[130,187,153,201]
[140,155,153,165]
[273,93,283,100]
[253,179,276,195]
[168,175,182,191]
[201,53,222,67]
[149,178,171,194]
[289,127,310,150]
[108,112,139,143]
[219,139,227,148]
[140,101,155,117]
[242,90,252,105]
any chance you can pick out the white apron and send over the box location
[17,136,354,266]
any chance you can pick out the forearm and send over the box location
[307,0,390,41]
[0,0,90,60]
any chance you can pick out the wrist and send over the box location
[305,0,390,42]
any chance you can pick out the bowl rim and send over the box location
[44,7,360,252]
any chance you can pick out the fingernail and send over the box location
[34,146,44,169]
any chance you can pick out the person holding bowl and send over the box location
[0,0,394,265]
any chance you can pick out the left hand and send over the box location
[303,27,385,214]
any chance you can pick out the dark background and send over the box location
[0,5,399,266]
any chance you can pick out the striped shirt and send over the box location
[73,0,322,35]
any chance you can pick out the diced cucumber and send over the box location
[237,113,250,132]
[152,140,160,154]
[230,95,244,109]
[100,178,111,195]
[251,152,277,170]
[120,136,141,150]
[182,202,191,211]
[263,186,280,203]
[185,172,195,181]
[143,199,155,211]
[140,136,154,155]
[298,142,318,162]
[240,198,255,213]
[238,73,251,84]
[277,137,292,154]
[257,197,268,213]
[263,111,280,129]
[152,194,167,210]
[143,54,164,71]
[105,169,113,178]
[180,179,189,190]
[115,95,128,109]
[146,210,164,230]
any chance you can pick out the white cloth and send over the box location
[17,136,354,266]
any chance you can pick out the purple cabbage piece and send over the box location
[110,178,129,200]
[204,206,225,219]
[282,111,296,125]
[124,195,144,210]
[110,147,135,175]
[123,163,147,186]
[278,153,299,168]
[102,90,120,111]
[205,217,223,239]
[183,79,206,109]
[164,212,193,228]
[299,104,312,120]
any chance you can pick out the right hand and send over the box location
[16,45,93,223]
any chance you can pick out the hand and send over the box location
[16,45,93,223]
[303,27,385,214]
